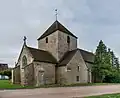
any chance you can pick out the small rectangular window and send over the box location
[46,37,48,43]
[76,76,79,81]
[67,36,70,43]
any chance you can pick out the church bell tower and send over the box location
[37,20,77,61]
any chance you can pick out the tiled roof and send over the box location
[38,20,77,40]
[27,47,94,66]
[27,47,57,64]
[79,49,94,63]
[58,49,94,66]
[58,49,77,66]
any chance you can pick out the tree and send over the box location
[92,40,120,83]
[109,49,120,70]
[0,70,12,79]
[103,67,120,83]
[114,57,120,71]
[92,40,112,82]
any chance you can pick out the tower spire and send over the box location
[55,9,58,21]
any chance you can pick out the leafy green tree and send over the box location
[103,67,120,83]
[114,57,120,71]
[92,40,112,82]
[110,51,115,66]
[4,70,12,79]
[0,70,12,79]
[0,71,4,75]
[93,40,120,83]
[109,49,120,70]
[108,48,113,65]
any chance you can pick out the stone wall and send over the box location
[38,30,77,61]
[24,63,34,86]
[16,45,34,85]
[33,62,55,86]
[85,62,93,83]
[38,31,59,61]
[17,45,34,68]
[56,66,67,84]
[58,31,77,60]
[57,50,89,84]
[13,66,20,84]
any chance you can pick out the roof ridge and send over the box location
[37,20,77,40]
[77,48,94,55]
[27,46,57,59]
[27,46,48,52]
[27,46,57,64]
[58,49,78,66]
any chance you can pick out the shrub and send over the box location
[103,70,120,83]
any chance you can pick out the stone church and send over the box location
[12,20,94,86]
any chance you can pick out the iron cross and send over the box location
[55,9,58,20]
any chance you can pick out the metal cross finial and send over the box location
[23,36,27,44]
[55,9,58,20]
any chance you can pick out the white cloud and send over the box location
[0,0,120,67]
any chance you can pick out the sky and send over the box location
[0,0,120,67]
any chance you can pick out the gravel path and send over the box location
[0,85,120,98]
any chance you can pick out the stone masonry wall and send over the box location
[17,45,34,85]
[56,66,67,84]
[17,45,34,68]
[38,30,77,61]
[24,63,34,86]
[38,31,59,61]
[85,62,92,83]
[57,50,88,84]
[66,50,88,84]
[33,62,55,86]
[58,31,77,60]
[13,66,20,84]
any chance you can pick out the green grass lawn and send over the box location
[0,80,33,89]
[0,80,119,89]
[86,93,120,98]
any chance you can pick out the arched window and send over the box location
[46,37,48,43]
[22,56,27,67]
[67,36,70,43]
